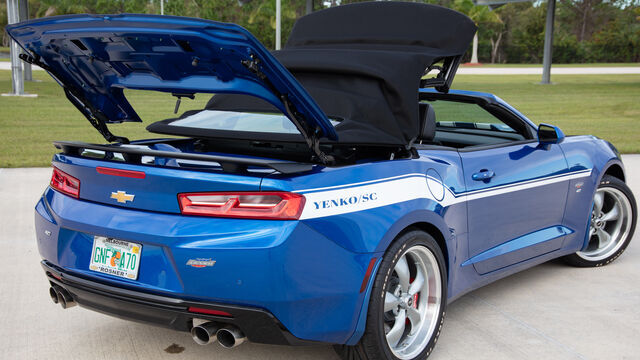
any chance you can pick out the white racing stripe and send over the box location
[297,169,592,220]
[463,169,591,202]
[300,176,438,219]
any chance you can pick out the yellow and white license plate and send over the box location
[89,236,142,280]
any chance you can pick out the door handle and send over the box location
[472,169,495,181]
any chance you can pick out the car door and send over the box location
[423,96,571,275]
[459,142,570,274]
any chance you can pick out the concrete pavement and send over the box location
[0,156,639,360]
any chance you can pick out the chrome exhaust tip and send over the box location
[216,326,246,348]
[48,287,59,304]
[191,322,219,345]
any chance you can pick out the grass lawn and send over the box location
[462,63,640,68]
[0,70,639,167]
[451,74,640,155]
[0,71,209,167]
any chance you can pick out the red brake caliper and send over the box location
[409,276,419,309]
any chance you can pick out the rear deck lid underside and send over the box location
[5,14,337,142]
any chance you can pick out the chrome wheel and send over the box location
[384,245,442,359]
[578,187,633,262]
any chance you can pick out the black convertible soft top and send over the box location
[149,2,476,147]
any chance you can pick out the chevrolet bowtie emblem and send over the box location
[110,191,135,204]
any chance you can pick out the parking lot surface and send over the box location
[1,156,638,360]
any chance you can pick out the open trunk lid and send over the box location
[5,14,337,145]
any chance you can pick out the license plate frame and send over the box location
[89,236,142,280]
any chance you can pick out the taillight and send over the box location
[178,192,305,220]
[50,167,80,198]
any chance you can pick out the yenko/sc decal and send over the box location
[313,192,378,209]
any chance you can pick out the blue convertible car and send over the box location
[8,2,636,360]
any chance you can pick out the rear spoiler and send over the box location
[54,141,315,174]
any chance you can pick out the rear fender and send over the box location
[374,210,453,275]
[346,210,452,345]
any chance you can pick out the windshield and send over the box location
[169,110,340,134]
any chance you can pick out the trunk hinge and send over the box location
[281,95,334,165]
[242,56,334,165]
[64,89,130,144]
[20,53,129,144]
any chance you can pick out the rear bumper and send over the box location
[36,188,377,344]
[42,260,317,345]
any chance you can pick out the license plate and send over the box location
[89,236,142,280]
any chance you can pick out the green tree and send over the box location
[1,2,7,47]
[558,0,618,42]
[2,0,639,63]
[453,0,502,63]
[246,0,302,49]
[587,5,640,62]
[499,2,546,63]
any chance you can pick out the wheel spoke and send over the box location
[593,191,604,215]
[408,268,424,295]
[597,228,611,248]
[386,309,406,347]
[589,226,596,237]
[384,292,402,313]
[395,255,410,292]
[407,307,422,334]
[601,204,620,222]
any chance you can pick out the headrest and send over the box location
[419,103,436,141]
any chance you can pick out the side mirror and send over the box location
[537,123,565,144]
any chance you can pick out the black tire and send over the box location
[334,230,447,360]
[563,175,637,267]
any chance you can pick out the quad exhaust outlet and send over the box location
[48,285,76,309]
[191,322,246,348]
[48,285,248,348]
[191,322,220,345]
[216,326,246,348]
